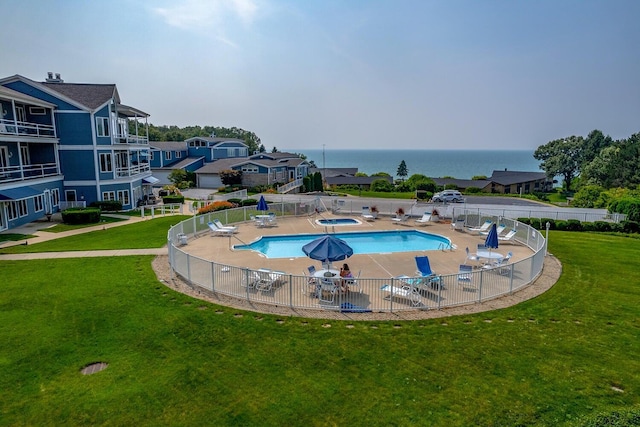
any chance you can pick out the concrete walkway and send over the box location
[0,248,166,260]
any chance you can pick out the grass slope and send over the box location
[0,232,639,425]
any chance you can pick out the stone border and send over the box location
[151,254,561,321]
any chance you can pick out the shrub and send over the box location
[609,197,640,222]
[370,179,393,192]
[415,190,431,201]
[465,187,482,194]
[516,217,532,226]
[240,199,258,207]
[227,198,242,205]
[162,195,184,204]
[61,208,101,225]
[555,220,568,231]
[197,201,234,215]
[566,219,583,231]
[622,220,640,234]
[89,200,122,211]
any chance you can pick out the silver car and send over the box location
[432,190,464,203]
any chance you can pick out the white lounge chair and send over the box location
[213,219,238,232]
[481,224,506,236]
[208,221,234,236]
[466,220,492,234]
[391,214,409,225]
[498,229,517,243]
[380,284,422,306]
[415,212,433,226]
[465,247,481,265]
[254,268,284,292]
[457,264,474,289]
[361,207,375,221]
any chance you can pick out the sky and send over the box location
[2,0,639,151]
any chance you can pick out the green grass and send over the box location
[0,233,36,243]
[0,216,190,254]
[40,215,127,233]
[1,231,639,425]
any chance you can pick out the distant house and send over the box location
[312,167,393,190]
[149,141,204,186]
[1,72,153,231]
[185,136,249,162]
[195,152,310,189]
[433,171,552,194]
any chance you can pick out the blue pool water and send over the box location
[234,230,451,259]
[316,218,361,226]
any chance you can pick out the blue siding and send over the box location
[2,180,64,230]
[59,151,96,180]
[56,113,92,145]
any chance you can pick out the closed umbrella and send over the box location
[302,234,353,269]
[257,195,269,212]
[484,223,499,256]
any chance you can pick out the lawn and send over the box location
[1,231,639,425]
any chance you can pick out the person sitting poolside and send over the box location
[340,263,353,293]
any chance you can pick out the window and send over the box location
[100,153,113,172]
[34,195,44,212]
[175,151,182,158]
[65,190,76,202]
[96,117,110,137]
[241,165,258,173]
[52,189,60,206]
[150,151,155,161]
[102,191,116,201]
[8,200,28,218]
[117,190,130,206]
[165,151,171,160]
[188,140,205,147]
[29,107,46,115]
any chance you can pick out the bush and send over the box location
[162,195,184,204]
[465,187,482,194]
[622,220,640,234]
[516,217,532,226]
[566,219,583,231]
[197,201,234,215]
[609,197,640,222]
[240,199,258,207]
[415,190,433,201]
[370,179,394,192]
[226,198,243,205]
[89,200,122,211]
[61,208,101,225]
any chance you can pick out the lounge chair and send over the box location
[414,212,432,226]
[254,268,284,292]
[498,229,517,243]
[481,224,506,236]
[380,283,422,306]
[213,219,238,232]
[466,220,492,234]
[452,218,466,231]
[391,214,410,225]
[361,207,375,221]
[208,221,234,236]
[414,255,442,290]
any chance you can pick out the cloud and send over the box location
[153,0,259,42]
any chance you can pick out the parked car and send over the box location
[432,190,464,203]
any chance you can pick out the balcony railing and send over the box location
[114,134,148,144]
[115,162,151,178]
[0,163,60,182]
[0,119,56,138]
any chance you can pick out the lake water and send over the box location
[297,149,541,179]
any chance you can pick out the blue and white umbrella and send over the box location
[257,195,269,212]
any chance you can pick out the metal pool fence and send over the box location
[167,202,548,313]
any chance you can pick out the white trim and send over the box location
[54,110,90,114]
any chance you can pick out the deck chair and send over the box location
[391,214,409,225]
[361,207,375,221]
[343,270,362,294]
[481,223,505,236]
[466,220,492,234]
[317,277,341,304]
[213,219,238,233]
[465,247,481,265]
[457,264,474,289]
[415,255,442,289]
[414,212,432,226]
[208,221,234,236]
[250,214,266,227]
[483,251,513,274]
[254,268,278,291]
[265,212,278,227]
[380,283,422,306]
[498,229,517,243]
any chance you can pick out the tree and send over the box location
[219,169,243,186]
[397,160,408,181]
[534,136,584,191]
[271,146,279,153]
[167,169,193,189]
[582,129,613,168]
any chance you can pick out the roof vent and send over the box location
[45,72,64,83]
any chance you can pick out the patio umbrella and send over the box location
[302,234,353,268]
[257,195,269,212]
[484,223,499,255]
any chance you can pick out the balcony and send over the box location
[115,162,151,178]
[114,133,148,145]
[0,162,60,183]
[0,119,56,139]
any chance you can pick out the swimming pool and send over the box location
[315,218,362,226]
[234,230,451,259]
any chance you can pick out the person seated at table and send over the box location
[340,263,353,293]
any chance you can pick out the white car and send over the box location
[432,190,464,203]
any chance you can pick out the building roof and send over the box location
[185,136,246,145]
[432,178,490,189]
[194,158,239,174]
[310,167,359,177]
[0,85,57,107]
[249,152,300,161]
[41,82,119,110]
[154,157,205,170]
[325,175,393,186]
[489,170,548,185]
[149,141,188,151]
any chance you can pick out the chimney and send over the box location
[45,72,64,83]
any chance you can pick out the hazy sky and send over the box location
[2,0,639,150]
